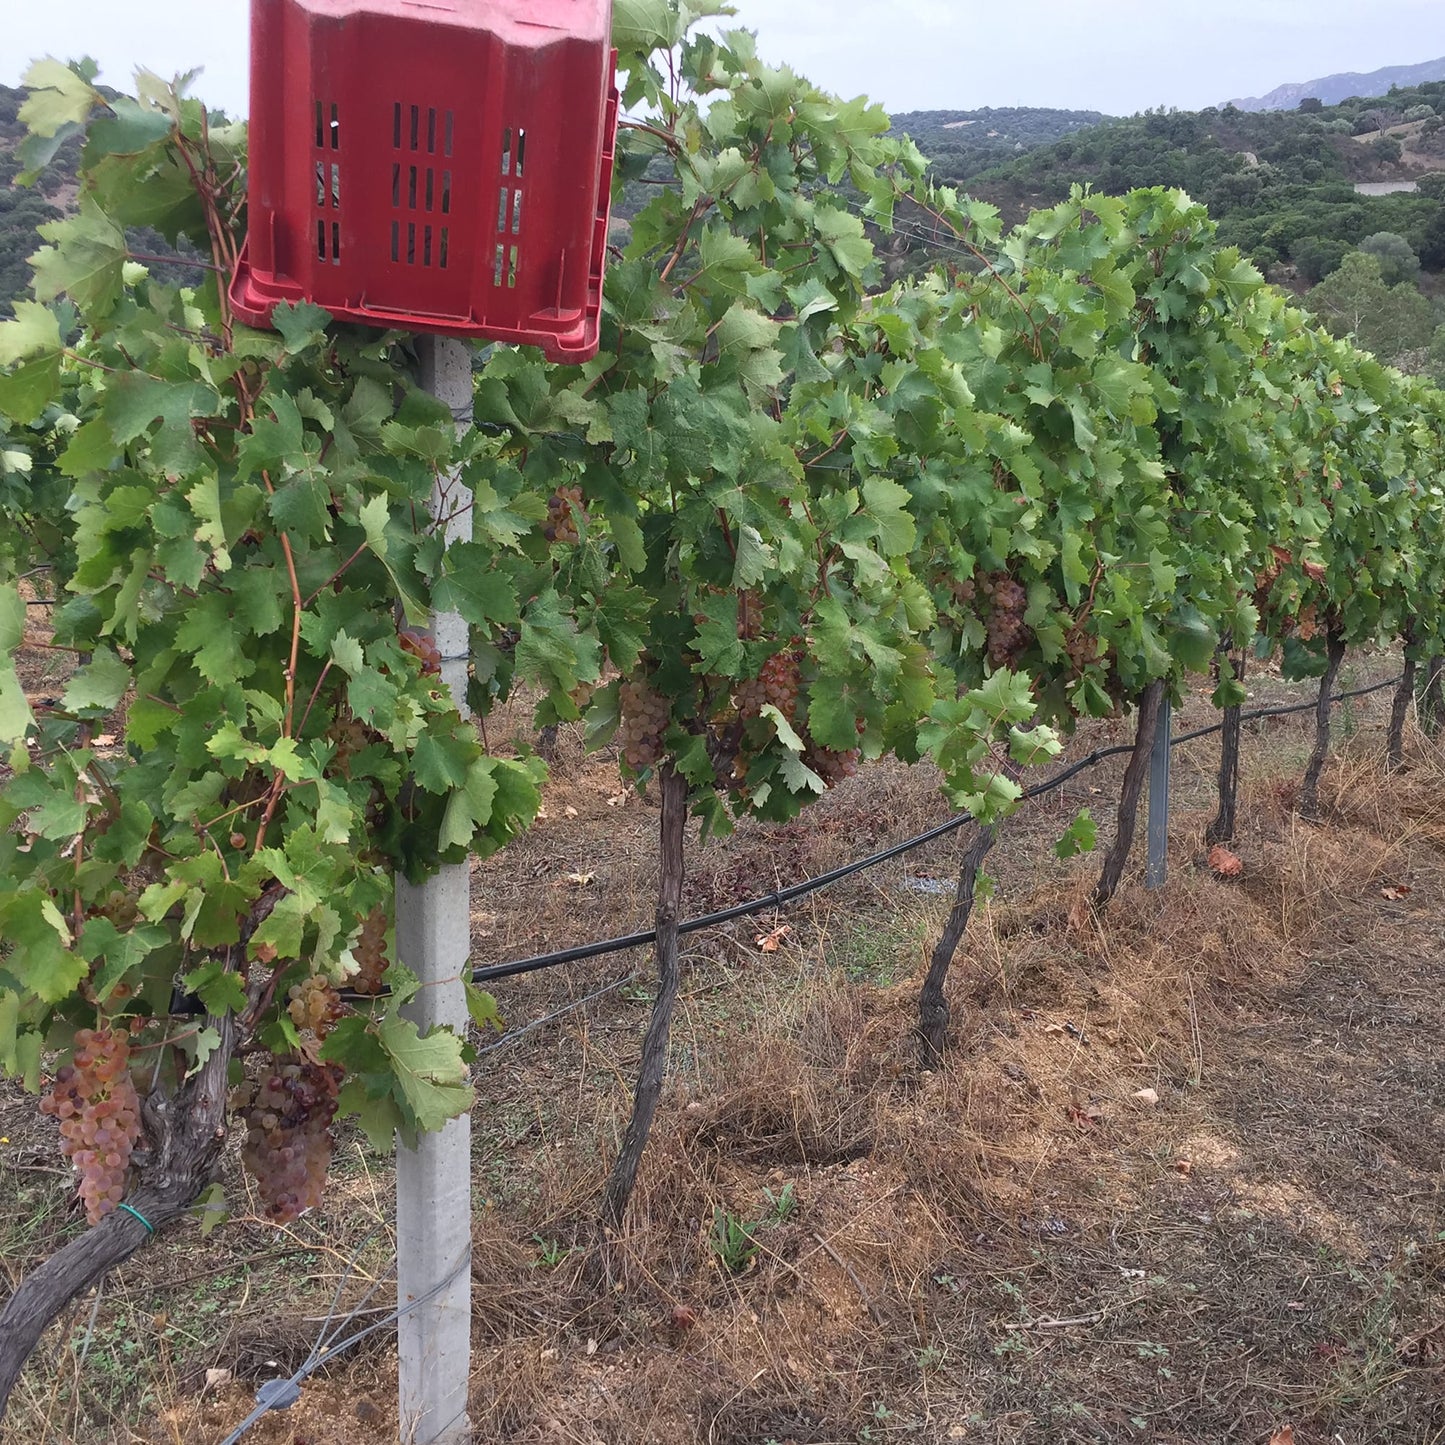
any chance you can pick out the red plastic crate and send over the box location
[231,0,617,363]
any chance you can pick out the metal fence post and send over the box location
[396,334,473,1445]
[1145,693,1172,890]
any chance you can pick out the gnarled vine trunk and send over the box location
[917,821,999,1069]
[1206,644,1246,847]
[1387,654,1417,772]
[598,764,687,1233]
[1091,679,1165,913]
[1298,628,1346,820]
[0,1014,234,1418]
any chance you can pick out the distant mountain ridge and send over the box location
[1229,56,1445,112]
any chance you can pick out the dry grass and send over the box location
[6,661,1445,1443]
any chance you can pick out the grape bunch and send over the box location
[949,575,977,606]
[350,905,389,996]
[978,571,1031,667]
[734,650,800,721]
[759,652,801,721]
[233,1056,343,1223]
[618,677,668,774]
[287,975,342,1039]
[97,888,140,929]
[543,484,585,546]
[398,628,442,677]
[732,676,767,719]
[805,743,861,788]
[39,1026,142,1225]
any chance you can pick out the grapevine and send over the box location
[1,0,1445,1411]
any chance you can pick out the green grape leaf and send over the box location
[375,1012,474,1141]
[62,647,130,716]
[1054,808,1097,859]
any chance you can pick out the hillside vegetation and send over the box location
[966,81,1445,261]
[897,80,1445,380]
[888,107,1109,182]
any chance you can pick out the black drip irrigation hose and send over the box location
[463,672,1404,989]
[165,672,1406,1019]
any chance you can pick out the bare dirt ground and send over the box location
[4,652,1444,1445]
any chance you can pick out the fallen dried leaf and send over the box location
[1066,897,1091,930]
[564,871,595,887]
[1381,884,1411,901]
[669,1303,698,1330]
[606,790,629,807]
[564,805,579,818]
[1043,1022,1068,1036]
[204,1368,233,1392]
[755,923,791,952]
[1207,844,1243,877]
[1268,1426,1295,1445]
[1173,1158,1193,1177]
[1132,1087,1160,1106]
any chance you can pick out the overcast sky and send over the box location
[4,0,1445,119]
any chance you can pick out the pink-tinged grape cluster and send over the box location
[543,484,584,545]
[398,628,442,677]
[734,650,800,720]
[806,744,861,787]
[978,571,1031,667]
[234,1057,343,1223]
[286,976,342,1039]
[732,676,767,719]
[38,1026,142,1225]
[350,906,388,996]
[618,677,668,774]
[759,651,801,721]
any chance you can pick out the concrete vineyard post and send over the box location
[395,334,474,1445]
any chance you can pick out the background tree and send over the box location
[1306,251,1437,363]
[1358,229,1421,285]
